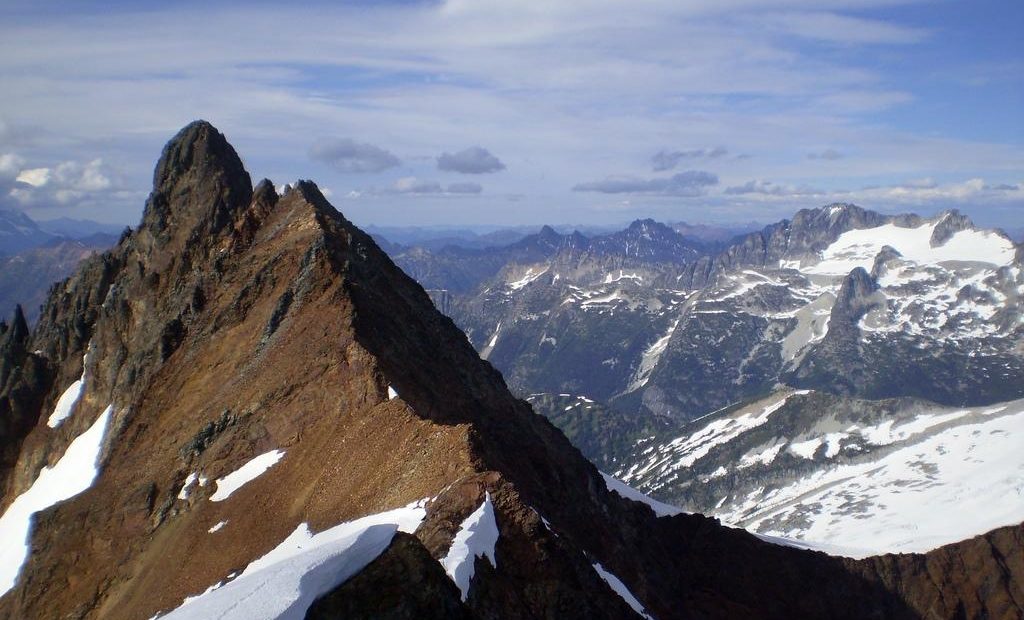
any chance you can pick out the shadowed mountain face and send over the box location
[0,122,1019,620]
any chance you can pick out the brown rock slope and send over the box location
[0,122,1020,620]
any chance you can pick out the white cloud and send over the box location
[652,147,728,171]
[574,171,718,196]
[3,156,121,210]
[724,179,825,196]
[392,176,443,194]
[15,168,50,187]
[0,153,25,178]
[309,139,400,173]
[437,147,505,174]
[752,11,930,45]
[854,178,1022,204]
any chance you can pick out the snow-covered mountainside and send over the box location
[383,203,1023,562]
[430,205,1022,424]
[617,390,1024,556]
[8,121,1018,619]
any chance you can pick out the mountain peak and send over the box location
[625,218,673,234]
[930,208,975,246]
[538,224,559,238]
[628,217,657,229]
[139,120,253,247]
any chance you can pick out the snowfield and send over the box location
[620,391,810,487]
[160,502,426,619]
[802,219,1015,276]
[441,492,500,601]
[720,402,1024,556]
[0,405,112,595]
[620,392,1024,557]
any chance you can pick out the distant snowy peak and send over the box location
[592,218,704,261]
[796,211,1015,276]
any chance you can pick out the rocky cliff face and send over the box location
[0,122,1019,619]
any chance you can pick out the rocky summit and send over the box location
[0,122,1021,620]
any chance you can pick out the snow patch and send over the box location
[178,472,199,500]
[624,391,807,483]
[603,270,643,284]
[47,379,84,429]
[626,319,679,392]
[507,266,549,291]
[753,533,871,559]
[0,405,112,595]
[47,347,92,428]
[788,438,822,459]
[209,449,285,502]
[592,562,655,619]
[161,502,426,619]
[738,440,786,469]
[440,492,499,601]
[601,472,682,517]
[480,322,501,360]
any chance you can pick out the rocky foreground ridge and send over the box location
[0,122,1020,619]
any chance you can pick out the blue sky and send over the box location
[0,0,1021,230]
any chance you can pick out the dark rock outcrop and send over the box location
[306,532,474,620]
[929,209,974,247]
[851,523,1024,619]
[0,305,53,491]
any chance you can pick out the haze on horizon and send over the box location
[0,0,1021,231]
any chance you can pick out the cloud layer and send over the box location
[652,147,728,171]
[437,147,505,174]
[725,179,824,197]
[574,171,718,196]
[310,139,401,173]
[1,153,125,212]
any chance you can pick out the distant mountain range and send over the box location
[0,209,121,322]
[0,208,57,256]
[34,216,126,239]
[388,205,1021,417]
[0,208,124,256]
[379,203,1024,553]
